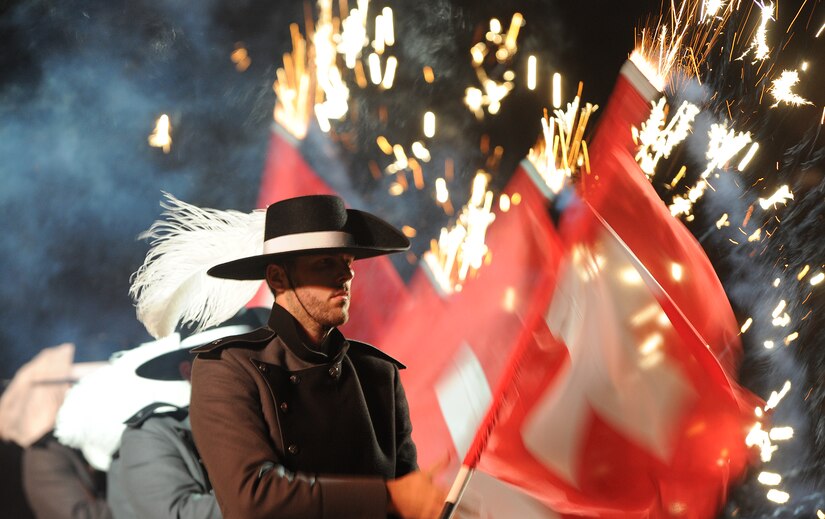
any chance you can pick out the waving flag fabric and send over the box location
[254,61,760,518]
[448,60,760,518]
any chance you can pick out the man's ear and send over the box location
[266,263,289,293]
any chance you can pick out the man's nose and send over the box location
[337,260,354,282]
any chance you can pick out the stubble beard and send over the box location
[293,289,350,330]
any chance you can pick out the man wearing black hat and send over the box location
[187,195,447,519]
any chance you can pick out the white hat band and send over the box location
[263,230,357,255]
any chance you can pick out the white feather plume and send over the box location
[54,334,191,471]
[130,193,266,338]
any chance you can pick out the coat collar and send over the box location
[267,304,348,365]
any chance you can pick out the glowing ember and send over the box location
[740,317,753,333]
[765,381,791,410]
[766,489,790,504]
[372,7,394,54]
[502,287,517,312]
[770,70,813,107]
[499,194,511,212]
[381,56,398,89]
[231,44,251,72]
[758,185,793,210]
[810,272,824,286]
[424,111,436,138]
[527,55,537,90]
[411,141,431,162]
[737,142,759,171]
[148,114,172,153]
[797,265,810,280]
[435,178,449,204]
[552,72,562,109]
[376,136,393,154]
[746,422,778,461]
[757,471,782,486]
[368,52,382,84]
[671,262,684,281]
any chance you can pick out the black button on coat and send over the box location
[189,304,417,519]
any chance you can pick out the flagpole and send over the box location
[438,464,474,519]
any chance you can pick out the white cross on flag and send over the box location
[252,58,762,518]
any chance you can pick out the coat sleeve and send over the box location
[189,353,389,519]
[22,440,112,519]
[394,365,418,477]
[113,422,222,519]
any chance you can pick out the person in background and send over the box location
[22,431,112,519]
[107,308,267,519]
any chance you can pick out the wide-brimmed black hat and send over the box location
[207,195,409,280]
[135,307,269,380]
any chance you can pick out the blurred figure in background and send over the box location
[107,308,267,519]
[0,344,110,519]
[22,431,112,519]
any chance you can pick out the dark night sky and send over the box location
[0,0,657,376]
[1,0,824,516]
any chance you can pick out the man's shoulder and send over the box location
[346,339,406,370]
[189,327,275,359]
[124,402,189,430]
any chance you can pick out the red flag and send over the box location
[581,60,742,374]
[445,60,759,518]
[468,200,754,518]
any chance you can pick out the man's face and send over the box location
[283,252,355,329]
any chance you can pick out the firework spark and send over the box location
[669,122,753,217]
[770,70,813,107]
[742,2,774,62]
[527,88,597,194]
[148,114,172,153]
[338,0,370,69]
[463,14,524,117]
[635,97,700,177]
[423,172,497,294]
[758,185,793,210]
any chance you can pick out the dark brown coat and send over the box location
[189,304,417,519]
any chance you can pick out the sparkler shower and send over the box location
[1,0,823,517]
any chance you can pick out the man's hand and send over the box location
[386,458,450,519]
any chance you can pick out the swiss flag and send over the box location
[467,199,755,518]
[252,62,760,517]
[444,60,760,518]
